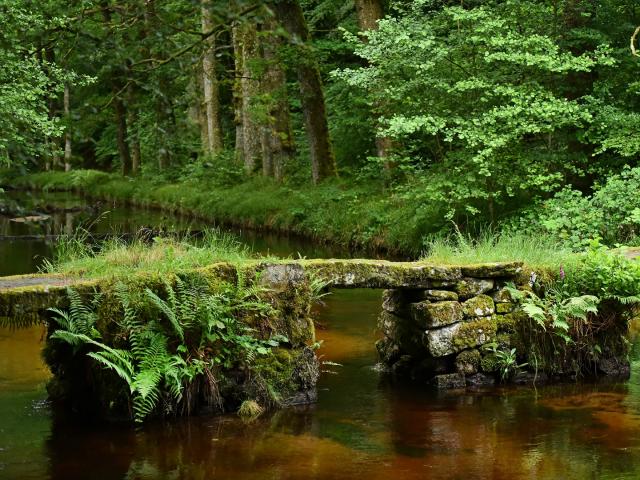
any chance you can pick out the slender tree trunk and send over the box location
[114,88,132,176]
[260,20,294,181]
[63,84,72,172]
[272,0,337,183]
[231,22,245,164]
[127,71,141,175]
[354,0,392,163]
[201,0,223,156]
[236,22,262,173]
[144,0,172,170]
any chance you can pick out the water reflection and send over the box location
[0,190,366,276]
[4,194,640,478]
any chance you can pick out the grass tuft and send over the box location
[421,229,580,273]
[45,228,267,278]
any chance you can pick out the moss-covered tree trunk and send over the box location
[260,19,294,181]
[272,0,337,184]
[236,22,262,174]
[201,0,224,156]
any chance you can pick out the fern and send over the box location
[48,274,284,423]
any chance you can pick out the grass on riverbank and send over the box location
[44,229,269,278]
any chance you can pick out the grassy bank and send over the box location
[4,170,439,257]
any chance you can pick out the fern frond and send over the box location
[145,288,184,342]
[87,350,135,388]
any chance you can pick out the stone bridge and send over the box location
[0,259,630,397]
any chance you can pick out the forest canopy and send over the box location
[1,0,639,250]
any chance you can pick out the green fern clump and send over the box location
[48,274,288,423]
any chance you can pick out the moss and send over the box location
[412,300,463,328]
[461,294,495,318]
[456,349,481,374]
[452,316,497,350]
[480,354,499,373]
[251,346,318,406]
[496,310,527,334]
[496,302,515,314]
[455,277,495,299]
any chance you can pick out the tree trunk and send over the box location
[63,84,72,172]
[354,0,383,32]
[260,20,294,181]
[272,0,337,184]
[114,89,132,176]
[231,22,244,165]
[201,0,223,156]
[127,74,141,175]
[236,22,262,174]
[354,0,393,163]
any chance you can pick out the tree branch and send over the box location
[632,26,640,57]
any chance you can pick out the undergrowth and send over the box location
[48,274,289,423]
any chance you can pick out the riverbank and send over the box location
[3,170,434,257]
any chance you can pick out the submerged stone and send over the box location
[461,295,495,318]
[431,372,466,389]
[465,373,496,387]
[411,300,463,328]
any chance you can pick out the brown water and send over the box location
[3,194,640,479]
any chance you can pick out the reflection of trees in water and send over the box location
[383,383,640,479]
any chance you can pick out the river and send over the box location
[2,191,640,479]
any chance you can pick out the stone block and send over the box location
[424,322,462,357]
[460,262,523,278]
[461,294,495,318]
[412,300,463,328]
[420,289,459,302]
[381,289,408,314]
[455,277,494,299]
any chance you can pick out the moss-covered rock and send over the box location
[455,277,494,299]
[461,262,523,278]
[419,289,459,302]
[496,302,515,314]
[412,300,463,328]
[462,295,495,318]
[452,316,497,351]
[456,349,481,375]
[424,323,459,357]
[298,259,461,288]
[492,287,514,304]
[382,289,409,315]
